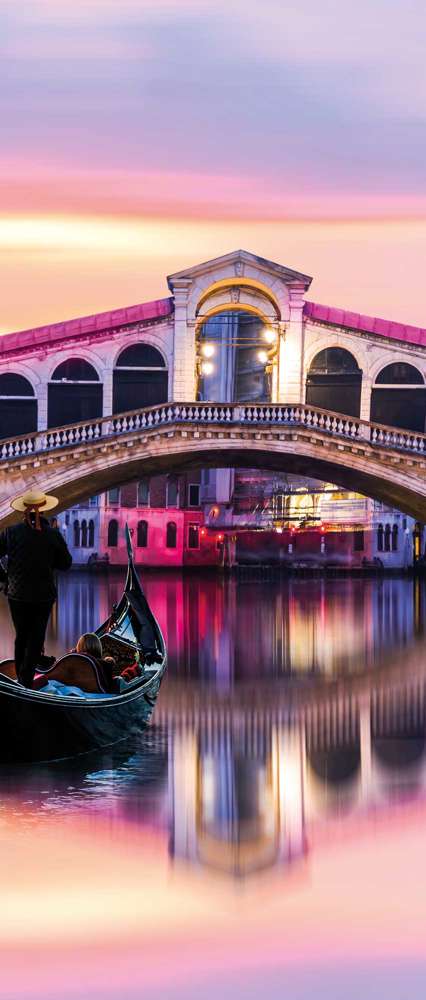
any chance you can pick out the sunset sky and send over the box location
[1,0,426,333]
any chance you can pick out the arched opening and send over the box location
[88,519,95,548]
[81,519,88,548]
[48,359,103,428]
[197,310,273,403]
[137,519,148,548]
[0,373,37,440]
[73,519,80,548]
[373,737,425,768]
[370,363,426,432]
[307,746,360,784]
[384,523,391,552]
[166,521,177,548]
[113,344,168,415]
[392,523,398,552]
[306,348,362,418]
[372,689,426,769]
[108,519,118,547]
[377,523,384,552]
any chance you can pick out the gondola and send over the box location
[0,527,167,763]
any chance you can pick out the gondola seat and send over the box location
[33,654,111,694]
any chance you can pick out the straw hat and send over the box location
[11,488,59,513]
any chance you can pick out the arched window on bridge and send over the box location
[306,348,362,418]
[88,519,95,548]
[166,521,177,548]
[113,345,168,415]
[73,519,80,548]
[48,359,103,429]
[137,519,148,548]
[377,524,384,552]
[81,519,88,548]
[197,311,273,403]
[392,523,398,552]
[0,373,37,440]
[108,519,118,547]
[384,523,391,552]
[370,363,426,432]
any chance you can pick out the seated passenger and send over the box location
[76,633,143,689]
[75,632,119,692]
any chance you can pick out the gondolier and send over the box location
[0,524,166,763]
[0,488,72,688]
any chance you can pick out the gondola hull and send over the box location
[0,526,166,763]
[0,671,163,763]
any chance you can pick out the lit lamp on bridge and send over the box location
[258,327,279,396]
[257,328,278,368]
[198,342,216,380]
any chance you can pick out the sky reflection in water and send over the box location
[0,573,426,998]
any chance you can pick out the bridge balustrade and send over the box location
[1,401,426,463]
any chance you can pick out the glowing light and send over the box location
[275,526,283,534]
[263,328,276,344]
[217,533,224,541]
[200,528,206,537]
[201,361,214,376]
[257,350,268,364]
[201,343,215,358]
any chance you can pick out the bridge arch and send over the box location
[48,358,103,428]
[305,347,363,418]
[195,277,283,318]
[370,361,426,433]
[0,372,38,439]
[3,404,426,527]
[113,343,168,414]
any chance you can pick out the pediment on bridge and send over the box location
[167,250,312,292]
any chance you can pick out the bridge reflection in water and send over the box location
[0,574,425,883]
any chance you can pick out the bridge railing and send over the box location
[1,401,426,461]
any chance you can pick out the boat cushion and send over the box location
[33,653,110,693]
[41,679,114,699]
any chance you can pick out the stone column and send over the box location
[170,279,196,401]
[360,375,372,422]
[278,283,306,404]
[103,367,113,417]
[37,383,48,431]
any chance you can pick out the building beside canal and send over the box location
[2,249,426,568]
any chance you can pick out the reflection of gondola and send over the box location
[0,527,167,763]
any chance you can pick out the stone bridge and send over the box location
[1,401,426,528]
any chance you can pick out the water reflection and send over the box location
[0,571,422,677]
[0,574,426,998]
[1,647,426,881]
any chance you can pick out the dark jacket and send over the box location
[0,518,72,602]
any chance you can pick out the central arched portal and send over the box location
[197,310,274,404]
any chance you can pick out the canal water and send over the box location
[1,573,426,999]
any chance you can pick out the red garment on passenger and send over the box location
[120,662,141,682]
